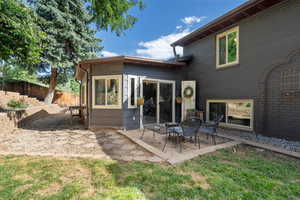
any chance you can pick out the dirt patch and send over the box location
[234,150,247,156]
[62,164,91,185]
[15,184,33,193]
[291,179,300,183]
[61,163,95,197]
[220,160,241,167]
[179,171,210,190]
[38,182,62,195]
[14,174,33,181]
[190,172,210,190]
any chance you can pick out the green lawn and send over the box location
[0,146,299,200]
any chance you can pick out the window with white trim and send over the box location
[128,75,138,108]
[92,75,122,109]
[207,99,253,130]
[216,26,239,68]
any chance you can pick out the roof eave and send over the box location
[172,0,286,47]
[78,56,186,67]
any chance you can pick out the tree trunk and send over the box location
[44,67,58,104]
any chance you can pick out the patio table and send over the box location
[140,123,166,139]
[141,123,181,152]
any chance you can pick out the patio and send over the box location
[0,111,162,163]
[120,128,240,164]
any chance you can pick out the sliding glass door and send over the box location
[141,79,175,126]
[142,81,157,124]
[159,83,173,123]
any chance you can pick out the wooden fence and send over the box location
[2,80,79,106]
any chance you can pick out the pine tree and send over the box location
[30,0,101,104]
[0,0,43,64]
[87,0,145,35]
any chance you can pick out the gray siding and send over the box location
[89,62,124,129]
[183,0,300,138]
[123,64,184,130]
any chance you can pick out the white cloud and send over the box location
[136,30,190,60]
[176,25,183,30]
[101,50,119,57]
[134,16,207,60]
[181,16,206,25]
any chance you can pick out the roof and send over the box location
[78,56,186,68]
[172,0,286,47]
[75,56,186,80]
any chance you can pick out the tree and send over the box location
[29,0,101,104]
[29,0,144,104]
[87,0,145,35]
[0,0,43,64]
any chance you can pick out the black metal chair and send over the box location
[175,118,202,152]
[199,115,224,145]
[140,123,181,152]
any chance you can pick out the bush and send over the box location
[7,100,28,109]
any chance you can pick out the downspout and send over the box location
[78,64,89,129]
[77,80,81,114]
[172,45,179,59]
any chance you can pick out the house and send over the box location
[75,0,300,141]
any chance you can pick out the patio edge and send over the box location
[118,130,242,165]
[118,130,170,161]
[167,141,242,165]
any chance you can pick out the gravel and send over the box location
[219,129,300,153]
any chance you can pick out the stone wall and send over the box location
[0,104,64,134]
[0,91,44,109]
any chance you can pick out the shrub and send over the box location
[7,99,28,109]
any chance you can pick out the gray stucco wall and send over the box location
[123,64,184,130]
[89,62,124,129]
[182,0,300,136]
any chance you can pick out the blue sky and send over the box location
[97,0,247,60]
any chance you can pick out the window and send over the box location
[128,75,138,108]
[92,75,122,109]
[207,99,253,130]
[81,82,86,105]
[216,26,239,68]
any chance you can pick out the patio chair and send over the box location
[199,115,224,145]
[175,118,202,153]
[140,123,172,152]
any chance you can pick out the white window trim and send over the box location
[92,75,122,109]
[206,99,254,131]
[128,75,138,108]
[216,26,239,69]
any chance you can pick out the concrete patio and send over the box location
[119,129,241,164]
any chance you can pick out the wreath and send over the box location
[183,86,194,98]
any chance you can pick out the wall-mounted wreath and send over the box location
[183,86,194,98]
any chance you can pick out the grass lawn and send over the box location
[0,145,299,200]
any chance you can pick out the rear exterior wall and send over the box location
[182,0,300,138]
[88,62,124,129]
